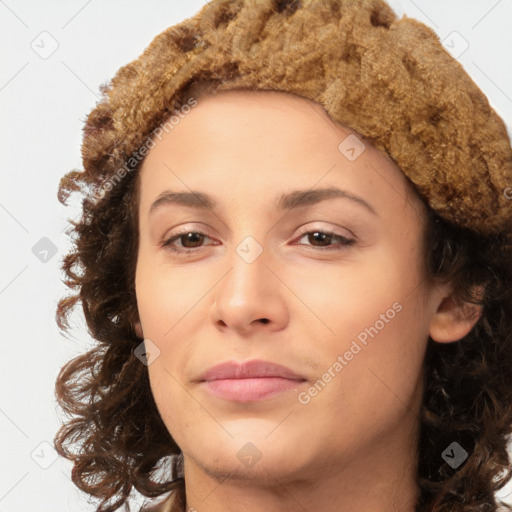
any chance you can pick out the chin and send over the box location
[186,443,309,487]
[181,421,312,480]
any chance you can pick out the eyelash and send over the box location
[160,227,355,255]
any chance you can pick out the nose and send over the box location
[210,240,288,336]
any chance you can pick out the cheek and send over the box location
[146,359,206,453]
[290,241,428,407]
[134,249,212,340]
[135,253,220,439]
[285,242,424,348]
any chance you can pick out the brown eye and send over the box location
[294,229,355,251]
[162,230,213,254]
[177,232,205,248]
[306,231,333,247]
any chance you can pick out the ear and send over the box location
[133,320,144,339]
[429,285,484,343]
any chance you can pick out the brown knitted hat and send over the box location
[81,0,512,236]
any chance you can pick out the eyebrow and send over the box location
[149,187,378,217]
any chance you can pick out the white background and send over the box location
[1,1,511,510]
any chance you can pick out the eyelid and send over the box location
[161,223,354,244]
[293,223,355,241]
[160,223,214,241]
[160,222,356,255]
[160,226,216,247]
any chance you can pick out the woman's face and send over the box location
[134,90,447,494]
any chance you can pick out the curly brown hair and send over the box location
[54,0,512,511]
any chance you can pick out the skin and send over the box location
[133,90,481,512]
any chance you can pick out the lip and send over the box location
[197,359,307,402]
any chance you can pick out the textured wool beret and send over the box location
[81,0,512,236]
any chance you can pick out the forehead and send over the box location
[136,89,425,222]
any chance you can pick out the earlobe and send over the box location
[133,321,144,339]
[428,290,483,343]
